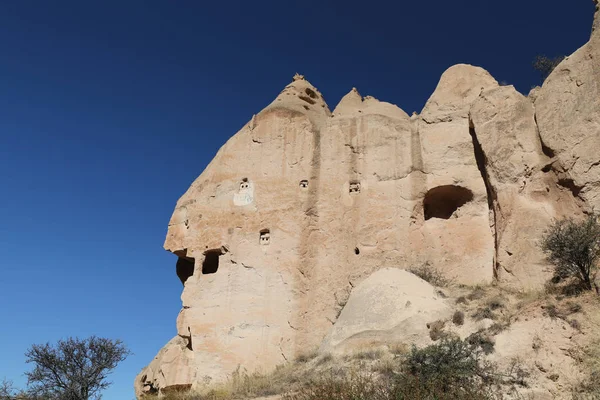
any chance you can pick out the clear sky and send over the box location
[0,1,595,399]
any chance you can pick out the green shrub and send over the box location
[403,337,495,392]
[541,215,600,292]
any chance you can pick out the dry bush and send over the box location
[352,348,384,360]
[467,286,487,301]
[427,320,447,341]
[409,264,452,287]
[295,349,319,363]
[571,340,600,399]
[486,296,505,311]
[453,311,465,326]
[316,353,333,366]
[388,342,409,356]
[466,331,495,355]
[472,307,496,321]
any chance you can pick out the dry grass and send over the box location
[146,285,600,400]
[409,263,452,287]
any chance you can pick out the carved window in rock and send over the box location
[239,178,250,192]
[259,229,271,245]
[202,249,223,274]
[299,180,309,189]
[349,181,361,194]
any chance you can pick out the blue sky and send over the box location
[0,1,595,399]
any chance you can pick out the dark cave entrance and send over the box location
[202,249,222,274]
[423,185,474,220]
[176,257,195,285]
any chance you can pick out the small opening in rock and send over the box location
[202,250,222,274]
[423,185,474,220]
[305,88,318,99]
[354,247,360,255]
[299,180,309,189]
[184,328,193,351]
[542,164,552,173]
[176,257,195,285]
[349,181,361,194]
[240,178,250,191]
[299,95,316,105]
[303,105,309,110]
[260,229,271,245]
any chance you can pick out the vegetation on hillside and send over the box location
[541,214,600,292]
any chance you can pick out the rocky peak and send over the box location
[332,87,409,120]
[260,74,331,127]
[421,64,498,122]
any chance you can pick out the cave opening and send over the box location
[202,249,222,274]
[423,185,474,220]
[176,257,195,285]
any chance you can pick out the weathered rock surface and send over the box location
[135,8,600,396]
[320,268,452,353]
[535,2,600,211]
[470,86,582,288]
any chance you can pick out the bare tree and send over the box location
[0,379,34,400]
[25,336,130,400]
[541,214,600,291]
[0,379,15,400]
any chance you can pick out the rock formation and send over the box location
[135,6,599,396]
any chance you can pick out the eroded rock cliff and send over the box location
[135,8,600,396]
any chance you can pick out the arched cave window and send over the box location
[423,185,473,220]
[202,249,222,274]
[176,257,195,285]
[299,180,309,189]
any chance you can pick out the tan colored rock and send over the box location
[491,317,582,399]
[421,64,498,123]
[535,7,600,210]
[320,268,452,353]
[135,336,195,398]
[137,9,600,390]
[470,86,581,288]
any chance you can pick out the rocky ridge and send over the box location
[136,5,600,398]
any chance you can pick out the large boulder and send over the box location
[320,268,452,353]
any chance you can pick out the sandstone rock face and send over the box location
[470,86,581,288]
[136,10,599,393]
[535,4,600,211]
[320,268,452,353]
